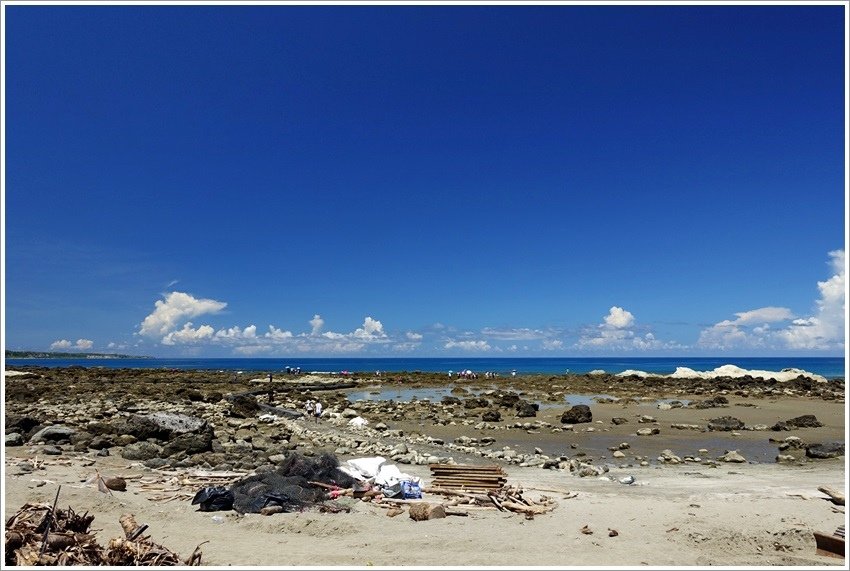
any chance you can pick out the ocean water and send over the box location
[3,356,845,379]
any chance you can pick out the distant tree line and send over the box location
[5,350,150,359]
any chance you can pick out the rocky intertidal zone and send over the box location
[4,367,845,479]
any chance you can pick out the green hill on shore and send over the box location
[5,350,151,359]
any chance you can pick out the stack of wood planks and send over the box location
[428,464,507,492]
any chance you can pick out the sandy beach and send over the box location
[3,366,847,567]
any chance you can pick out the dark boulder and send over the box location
[515,401,537,418]
[85,421,116,436]
[70,431,94,445]
[806,442,844,459]
[707,416,745,432]
[5,415,41,437]
[88,435,114,450]
[786,415,824,428]
[28,425,77,444]
[163,431,214,457]
[611,417,629,425]
[495,392,521,408]
[561,405,592,424]
[441,396,462,405]
[692,395,729,409]
[228,395,262,418]
[482,410,501,422]
[121,441,164,461]
[116,413,212,442]
[771,421,792,432]
[463,397,490,409]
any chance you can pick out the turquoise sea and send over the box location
[4,356,845,379]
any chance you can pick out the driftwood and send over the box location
[4,501,203,566]
[422,482,557,519]
[107,513,202,566]
[408,503,446,521]
[501,501,552,516]
[39,486,62,556]
[423,487,487,501]
[818,486,845,506]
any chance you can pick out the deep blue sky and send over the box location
[3,4,846,357]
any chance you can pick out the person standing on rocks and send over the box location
[305,399,314,420]
[314,401,323,423]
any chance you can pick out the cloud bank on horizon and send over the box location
[46,249,845,356]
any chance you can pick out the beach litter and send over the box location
[337,456,422,499]
[84,470,126,494]
[4,488,203,566]
[814,524,845,558]
[188,452,355,515]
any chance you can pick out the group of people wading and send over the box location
[304,399,322,423]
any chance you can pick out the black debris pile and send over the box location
[192,452,355,514]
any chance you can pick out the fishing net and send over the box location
[194,452,355,514]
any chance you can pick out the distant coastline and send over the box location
[4,350,152,360]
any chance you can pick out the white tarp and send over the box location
[338,456,387,481]
[337,456,421,497]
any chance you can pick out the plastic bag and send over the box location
[401,480,422,499]
[192,486,235,511]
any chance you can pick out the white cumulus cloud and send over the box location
[352,317,387,340]
[265,326,294,340]
[161,323,215,346]
[310,314,324,335]
[577,306,667,351]
[604,306,635,329]
[541,339,564,351]
[731,307,795,325]
[139,291,227,337]
[776,249,845,350]
[214,325,258,341]
[406,331,423,341]
[699,250,845,351]
[444,339,491,351]
[50,339,93,350]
